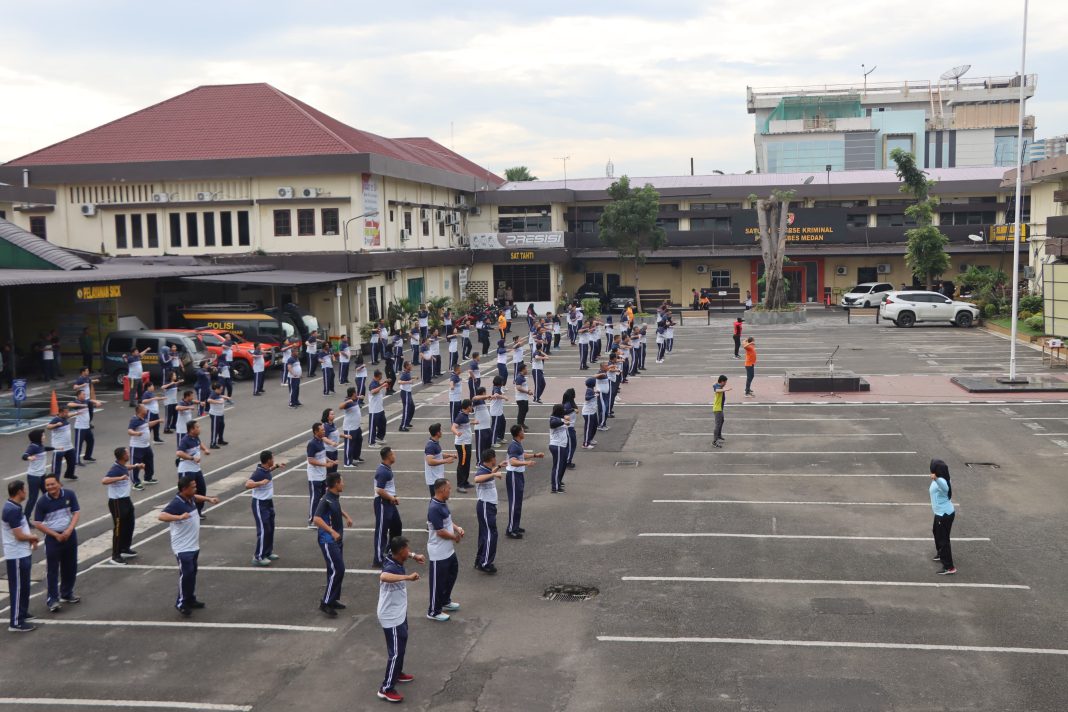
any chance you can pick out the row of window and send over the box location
[166,211,250,249]
[273,208,340,237]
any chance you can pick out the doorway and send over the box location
[407,278,424,305]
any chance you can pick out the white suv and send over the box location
[840,282,894,308]
[880,290,980,328]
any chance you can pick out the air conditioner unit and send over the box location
[277,187,295,199]
[457,235,470,247]
[469,206,481,217]
[456,195,467,207]
[80,204,97,217]
[400,229,411,241]
[195,192,214,201]
[835,265,848,276]
[301,188,320,198]
[384,270,397,280]
[876,263,892,274]
[151,192,170,203]
[696,265,708,274]
[436,211,447,223]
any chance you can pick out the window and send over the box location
[492,264,550,301]
[237,211,250,246]
[884,134,914,166]
[876,213,917,228]
[690,202,740,211]
[146,214,159,248]
[321,208,339,235]
[0,210,6,219]
[203,212,216,246]
[219,212,233,246]
[708,269,731,288]
[297,208,315,236]
[877,199,911,206]
[690,217,731,230]
[655,218,679,231]
[169,213,182,247]
[29,216,46,239]
[846,214,869,228]
[585,272,605,289]
[569,219,598,234]
[131,214,143,248]
[942,211,996,226]
[813,200,864,208]
[403,212,412,233]
[274,209,292,236]
[368,288,380,322]
[658,204,679,212]
[115,215,128,249]
[499,205,551,215]
[422,219,430,237]
[389,209,394,222]
[498,215,551,232]
[105,336,133,354]
[185,213,199,247]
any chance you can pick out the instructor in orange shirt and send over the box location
[743,337,757,397]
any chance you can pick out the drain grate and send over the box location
[614,460,640,468]
[965,462,1001,469]
[542,584,599,602]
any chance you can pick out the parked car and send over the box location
[161,328,275,380]
[840,282,895,308]
[178,304,295,346]
[880,290,980,328]
[574,282,607,307]
[101,330,209,387]
[608,286,638,312]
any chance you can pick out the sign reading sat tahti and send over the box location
[362,173,381,247]
[469,232,565,250]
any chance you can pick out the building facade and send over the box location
[747,74,1036,174]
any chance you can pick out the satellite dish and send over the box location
[802,176,815,185]
[967,233,984,242]
[940,64,972,87]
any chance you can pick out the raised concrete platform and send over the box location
[785,370,871,393]
[951,374,1068,393]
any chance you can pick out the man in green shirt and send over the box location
[712,375,730,449]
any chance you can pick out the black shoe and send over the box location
[83,456,96,462]
[329,601,347,609]
[218,440,229,446]
[474,563,497,574]
[516,527,526,533]
[505,531,523,539]
[60,595,81,604]
[120,549,138,558]
[177,607,192,617]
[63,475,79,481]
[319,603,338,617]
[354,458,365,464]
[712,440,722,448]
[566,463,576,469]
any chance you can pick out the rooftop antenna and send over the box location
[940,64,971,89]
[555,155,571,188]
[861,63,877,94]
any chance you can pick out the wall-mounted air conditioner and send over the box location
[876,263,892,274]
[277,187,295,199]
[80,204,97,216]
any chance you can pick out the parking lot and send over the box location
[2,312,1067,711]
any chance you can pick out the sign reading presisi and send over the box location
[470,232,565,250]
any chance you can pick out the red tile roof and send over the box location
[5,83,503,185]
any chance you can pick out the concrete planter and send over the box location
[746,309,807,325]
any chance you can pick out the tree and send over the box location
[890,148,951,289]
[504,166,538,182]
[750,190,795,309]
[597,175,667,310]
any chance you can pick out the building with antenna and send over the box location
[747,69,1036,173]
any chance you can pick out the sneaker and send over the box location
[396,673,414,684]
[354,458,366,464]
[60,595,81,604]
[581,444,595,449]
[132,483,145,491]
[217,440,229,446]
[566,463,576,469]
[143,479,159,486]
[319,603,338,617]
[712,440,722,449]
[442,601,460,612]
[267,553,280,561]
[505,531,524,539]
[598,426,609,432]
[932,555,942,561]
[64,475,79,481]
[474,563,497,574]
[936,568,957,575]
[377,689,404,703]
[329,601,347,610]
[188,601,206,609]
[108,557,128,566]
[8,623,36,632]
[48,601,61,613]
[457,487,469,494]
[426,612,451,622]
[252,558,271,567]
[83,456,97,462]
[177,607,192,617]
[516,527,525,533]
[121,549,138,559]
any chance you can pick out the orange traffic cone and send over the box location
[50,389,59,416]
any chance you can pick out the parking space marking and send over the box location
[676,432,902,437]
[263,493,478,502]
[653,499,935,506]
[201,524,426,533]
[35,619,336,632]
[638,533,991,542]
[0,699,253,711]
[620,576,1028,590]
[672,451,917,455]
[1011,417,1068,420]
[664,473,924,478]
[99,564,380,575]
[596,636,1066,656]
[684,417,891,421]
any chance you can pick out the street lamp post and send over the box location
[1004,0,1029,384]
[342,210,380,274]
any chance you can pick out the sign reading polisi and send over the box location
[470,232,565,250]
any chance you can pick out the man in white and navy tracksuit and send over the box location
[32,474,81,612]
[313,472,351,617]
[473,448,503,574]
[376,536,423,703]
[426,478,463,621]
[158,475,217,616]
[4,480,40,632]
[397,362,415,431]
[505,425,541,538]
[306,330,320,377]
[338,337,351,384]
[251,344,266,395]
[373,447,402,568]
[246,450,284,566]
[306,423,333,527]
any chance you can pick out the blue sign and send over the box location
[12,379,27,403]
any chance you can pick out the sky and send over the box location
[1,0,1064,181]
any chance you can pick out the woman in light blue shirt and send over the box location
[929,459,956,575]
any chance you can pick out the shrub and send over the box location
[1026,314,1045,332]
[1019,310,1033,320]
[581,297,602,320]
[983,303,1000,318]
[1019,294,1043,313]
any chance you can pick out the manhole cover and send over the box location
[614,461,640,467]
[542,584,599,602]
[965,462,1001,469]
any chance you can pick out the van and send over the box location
[101,330,209,387]
[178,304,295,346]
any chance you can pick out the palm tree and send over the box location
[504,166,538,182]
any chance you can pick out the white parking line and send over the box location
[673,451,917,455]
[684,417,891,421]
[596,636,1065,656]
[35,619,336,632]
[0,699,253,711]
[676,433,902,437]
[663,473,924,478]
[638,533,991,541]
[620,576,1027,589]
[98,564,381,575]
[653,499,936,506]
[200,524,425,533]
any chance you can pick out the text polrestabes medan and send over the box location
[746,226,834,241]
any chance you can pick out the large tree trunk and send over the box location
[633,257,642,313]
[756,198,790,309]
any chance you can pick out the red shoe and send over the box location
[397,673,414,683]
[377,689,403,703]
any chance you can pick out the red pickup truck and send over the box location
[161,328,274,380]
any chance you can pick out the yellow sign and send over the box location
[76,284,122,301]
[745,227,833,242]
[510,250,536,260]
[989,224,1029,242]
